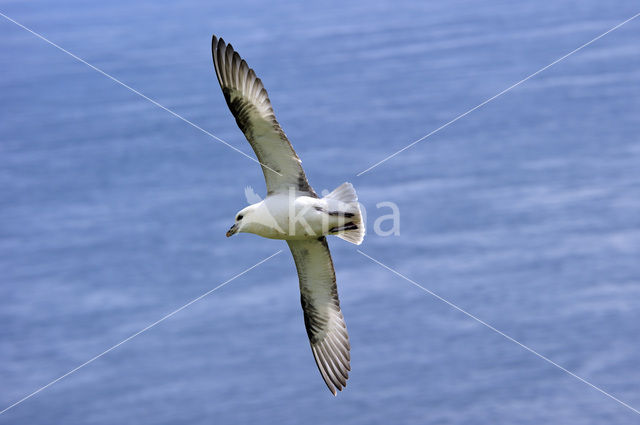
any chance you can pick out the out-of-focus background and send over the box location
[1,1,639,424]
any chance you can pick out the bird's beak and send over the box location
[226,223,238,237]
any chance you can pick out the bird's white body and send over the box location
[244,194,330,239]
[231,184,363,243]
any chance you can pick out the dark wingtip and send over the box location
[211,35,218,58]
[211,35,226,52]
[325,379,338,396]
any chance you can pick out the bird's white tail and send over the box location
[323,182,365,245]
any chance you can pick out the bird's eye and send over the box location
[236,214,243,221]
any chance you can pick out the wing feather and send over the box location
[287,237,351,395]
[211,35,316,196]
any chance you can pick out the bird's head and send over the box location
[226,204,259,237]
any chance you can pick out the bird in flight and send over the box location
[211,35,365,395]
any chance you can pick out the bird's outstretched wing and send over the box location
[211,35,315,196]
[287,237,351,395]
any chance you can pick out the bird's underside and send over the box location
[211,35,352,394]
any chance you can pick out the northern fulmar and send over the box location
[211,35,365,395]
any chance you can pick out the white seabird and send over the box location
[211,35,365,395]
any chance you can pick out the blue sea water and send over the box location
[1,1,640,423]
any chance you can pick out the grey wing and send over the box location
[287,238,351,395]
[211,35,315,196]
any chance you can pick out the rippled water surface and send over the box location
[1,1,640,424]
